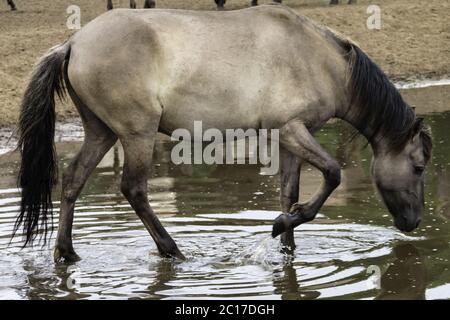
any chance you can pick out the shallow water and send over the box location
[0,86,449,300]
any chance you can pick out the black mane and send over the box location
[344,42,416,150]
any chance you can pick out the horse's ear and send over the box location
[412,117,424,137]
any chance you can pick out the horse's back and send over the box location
[67,5,347,132]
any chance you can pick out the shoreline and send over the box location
[1,77,449,156]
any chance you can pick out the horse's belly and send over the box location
[159,95,263,134]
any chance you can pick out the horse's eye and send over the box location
[414,165,425,175]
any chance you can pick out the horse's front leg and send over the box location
[279,147,302,254]
[272,119,341,238]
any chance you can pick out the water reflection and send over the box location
[376,243,426,300]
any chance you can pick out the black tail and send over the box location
[13,42,71,247]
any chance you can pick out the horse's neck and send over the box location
[337,103,381,151]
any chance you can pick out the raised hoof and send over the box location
[54,247,81,263]
[272,214,294,238]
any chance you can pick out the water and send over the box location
[0,85,449,300]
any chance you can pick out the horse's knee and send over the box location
[325,161,341,188]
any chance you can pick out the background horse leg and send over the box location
[215,0,226,10]
[279,147,302,254]
[144,0,156,8]
[7,0,16,10]
[107,0,113,10]
[273,120,341,237]
[130,0,136,9]
[120,126,185,260]
[54,94,117,263]
[251,0,258,6]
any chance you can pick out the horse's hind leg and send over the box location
[120,123,185,260]
[54,96,117,262]
[279,147,302,254]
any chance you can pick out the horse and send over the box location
[13,4,432,262]
[5,0,16,10]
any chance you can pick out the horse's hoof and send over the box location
[158,240,186,261]
[272,214,292,238]
[54,247,81,263]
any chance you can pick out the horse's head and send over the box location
[372,118,432,232]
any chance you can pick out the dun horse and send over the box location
[14,5,431,262]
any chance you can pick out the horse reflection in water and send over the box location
[14,5,432,262]
[376,243,426,300]
[271,242,426,300]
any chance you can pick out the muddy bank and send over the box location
[0,0,448,126]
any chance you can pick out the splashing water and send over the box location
[233,235,284,268]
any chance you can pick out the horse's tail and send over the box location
[13,42,71,247]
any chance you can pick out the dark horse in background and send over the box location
[107,0,356,10]
[107,0,155,10]
[5,0,16,10]
[14,5,431,262]
[3,0,356,12]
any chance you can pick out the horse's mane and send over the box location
[324,36,432,157]
[280,4,432,157]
